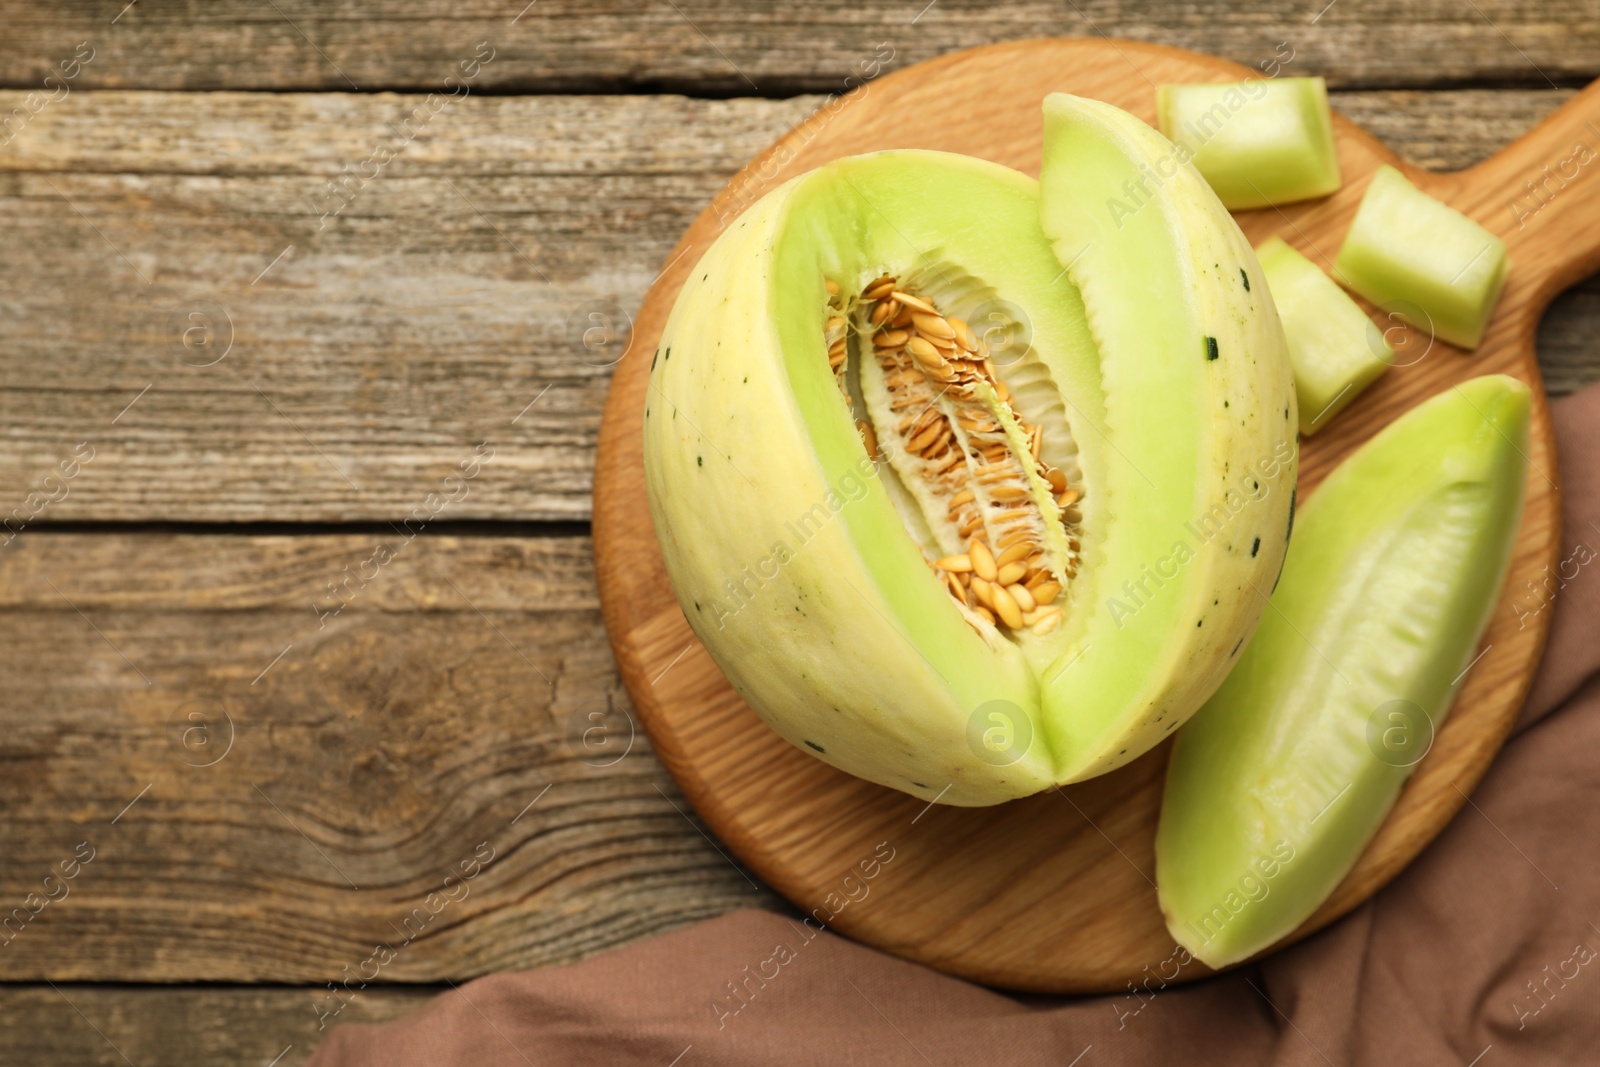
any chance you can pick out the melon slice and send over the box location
[1157,375,1530,966]
[644,99,1296,805]
[1039,93,1298,779]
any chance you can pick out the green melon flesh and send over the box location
[1257,235,1392,434]
[1040,93,1297,780]
[645,99,1296,805]
[1157,374,1530,967]
[1332,165,1510,350]
[1156,78,1341,210]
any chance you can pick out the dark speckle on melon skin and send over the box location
[1231,636,1245,658]
[1205,336,1220,362]
[1251,536,1261,557]
[1240,268,1250,292]
[697,455,703,467]
[805,740,826,753]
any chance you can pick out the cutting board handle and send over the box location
[1453,77,1600,311]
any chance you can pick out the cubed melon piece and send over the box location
[1257,236,1391,434]
[1156,77,1342,210]
[1332,165,1509,350]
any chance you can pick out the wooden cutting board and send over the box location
[593,38,1599,992]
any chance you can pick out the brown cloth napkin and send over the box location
[310,384,1600,1067]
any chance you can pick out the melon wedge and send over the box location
[1157,375,1530,966]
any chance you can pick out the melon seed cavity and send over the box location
[826,274,1084,639]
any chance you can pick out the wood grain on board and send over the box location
[0,89,1596,524]
[1,0,1597,93]
[594,38,1599,991]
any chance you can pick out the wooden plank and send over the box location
[1334,88,1575,172]
[0,1,1597,93]
[0,91,823,524]
[0,531,782,982]
[0,985,435,1067]
[0,89,1594,524]
[1536,281,1600,397]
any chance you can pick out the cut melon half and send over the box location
[644,99,1297,805]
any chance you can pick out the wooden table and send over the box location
[1,3,1596,1062]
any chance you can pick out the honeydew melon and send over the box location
[1256,236,1392,434]
[643,97,1296,805]
[1156,77,1341,210]
[1157,375,1530,966]
[1333,165,1510,350]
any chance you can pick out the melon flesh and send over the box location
[644,100,1297,805]
[1039,93,1298,779]
[1257,235,1392,434]
[1156,78,1342,210]
[1157,375,1530,966]
[1333,165,1509,350]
